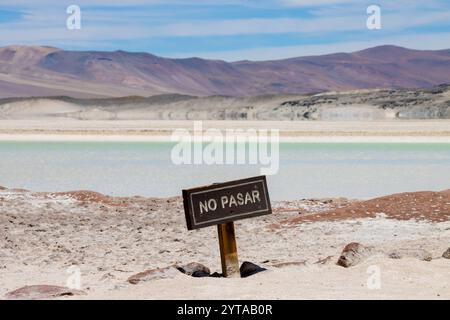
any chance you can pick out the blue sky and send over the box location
[0,0,450,61]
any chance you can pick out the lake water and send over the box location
[0,142,449,200]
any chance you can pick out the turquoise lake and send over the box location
[0,142,449,200]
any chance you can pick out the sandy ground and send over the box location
[0,119,450,142]
[1,187,449,300]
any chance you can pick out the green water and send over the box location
[0,141,449,200]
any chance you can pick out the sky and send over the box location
[0,0,449,61]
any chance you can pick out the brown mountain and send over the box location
[0,44,449,98]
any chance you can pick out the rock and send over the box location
[176,262,210,277]
[388,251,402,259]
[387,248,432,261]
[127,266,179,284]
[5,285,86,300]
[240,261,267,278]
[209,272,223,278]
[100,272,117,281]
[273,261,307,268]
[191,271,210,278]
[443,248,450,259]
[337,242,372,267]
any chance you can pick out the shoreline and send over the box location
[1,134,450,143]
[0,120,450,143]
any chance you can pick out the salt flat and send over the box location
[0,119,450,142]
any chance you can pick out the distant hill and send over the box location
[0,45,449,98]
[1,85,449,121]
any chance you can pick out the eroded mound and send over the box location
[49,190,128,207]
[285,190,450,224]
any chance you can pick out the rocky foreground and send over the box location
[0,186,449,299]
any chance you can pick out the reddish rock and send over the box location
[337,242,372,267]
[127,266,179,284]
[266,223,282,231]
[5,285,85,300]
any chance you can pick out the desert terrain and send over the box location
[1,186,449,300]
[1,44,449,300]
[0,85,449,122]
[0,84,449,143]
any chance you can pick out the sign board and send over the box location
[182,175,272,230]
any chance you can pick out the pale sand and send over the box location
[0,119,450,142]
[1,189,449,300]
[6,259,450,300]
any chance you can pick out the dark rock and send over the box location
[240,261,267,278]
[127,266,179,284]
[176,262,210,276]
[209,272,223,278]
[443,248,450,259]
[191,271,210,278]
[337,242,372,267]
[5,285,86,300]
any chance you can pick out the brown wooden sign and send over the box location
[182,175,272,230]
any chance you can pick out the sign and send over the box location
[182,175,272,230]
[182,175,272,277]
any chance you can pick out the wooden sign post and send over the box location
[182,176,272,277]
[217,222,239,277]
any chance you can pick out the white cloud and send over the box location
[152,17,363,36]
[0,0,449,61]
[2,7,449,42]
[281,0,360,6]
[0,0,255,7]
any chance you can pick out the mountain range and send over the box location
[0,45,449,98]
